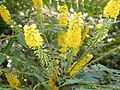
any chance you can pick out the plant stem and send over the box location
[0,68,32,76]
[86,46,120,67]
[0,34,18,42]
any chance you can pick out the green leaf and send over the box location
[0,38,15,62]
[34,71,51,90]
[52,0,57,10]
[43,0,51,9]
[60,79,82,87]
[72,0,77,12]
[59,0,64,6]
[17,32,28,48]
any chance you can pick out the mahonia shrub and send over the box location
[0,0,120,90]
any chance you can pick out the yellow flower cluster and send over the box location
[23,24,43,48]
[67,13,83,52]
[69,54,93,76]
[5,73,20,88]
[32,0,43,8]
[104,0,120,22]
[0,5,13,24]
[58,13,84,53]
[58,5,68,27]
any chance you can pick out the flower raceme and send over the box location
[32,0,43,8]
[69,54,93,76]
[104,0,120,22]
[5,73,20,88]
[0,5,13,24]
[58,13,83,53]
[67,13,83,53]
[23,24,43,48]
[58,5,68,27]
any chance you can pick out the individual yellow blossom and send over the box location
[23,24,43,48]
[103,0,120,22]
[53,60,59,65]
[5,73,20,88]
[96,24,103,29]
[0,5,13,24]
[48,75,59,90]
[59,5,68,13]
[59,53,66,59]
[59,47,67,53]
[69,54,93,76]
[32,0,43,8]
[58,5,68,27]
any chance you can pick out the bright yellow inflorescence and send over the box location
[104,0,120,22]
[70,54,93,76]
[0,5,13,24]
[23,24,43,48]
[58,5,68,27]
[58,13,84,53]
[5,73,20,88]
[67,13,83,53]
[32,0,43,8]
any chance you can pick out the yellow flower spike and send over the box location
[58,5,68,27]
[32,0,43,8]
[23,24,43,48]
[5,73,20,88]
[69,54,93,76]
[103,0,120,22]
[67,27,82,53]
[58,13,84,53]
[0,5,13,24]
